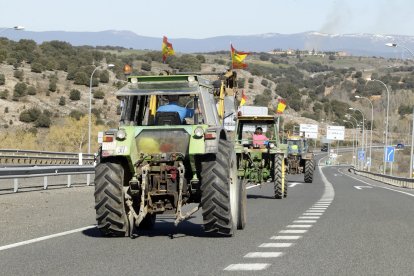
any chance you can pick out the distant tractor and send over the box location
[234,106,288,199]
[94,72,246,237]
[285,134,315,183]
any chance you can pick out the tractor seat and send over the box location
[154,112,182,125]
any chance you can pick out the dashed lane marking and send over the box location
[279,229,308,234]
[293,220,317,223]
[303,212,324,216]
[299,216,320,219]
[270,235,302,240]
[259,243,294,248]
[224,263,271,271]
[244,252,284,258]
[287,224,313,228]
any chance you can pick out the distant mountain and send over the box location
[4,30,414,57]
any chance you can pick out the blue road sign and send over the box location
[385,146,395,162]
[358,150,365,161]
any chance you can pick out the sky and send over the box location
[2,0,414,38]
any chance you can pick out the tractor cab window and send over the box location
[237,121,273,146]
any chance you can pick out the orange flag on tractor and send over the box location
[231,44,249,69]
[276,98,287,114]
[162,36,175,63]
[240,90,247,106]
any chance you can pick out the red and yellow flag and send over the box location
[276,98,287,114]
[231,44,249,69]
[240,90,247,106]
[162,36,175,62]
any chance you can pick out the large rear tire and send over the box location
[304,159,315,183]
[283,162,288,198]
[274,154,284,199]
[200,140,235,236]
[235,177,247,230]
[94,162,129,237]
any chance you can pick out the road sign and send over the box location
[326,125,345,140]
[300,124,318,139]
[358,150,365,161]
[385,146,395,162]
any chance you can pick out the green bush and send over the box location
[141,62,151,71]
[261,79,268,87]
[35,113,51,128]
[69,110,85,120]
[13,82,27,98]
[59,96,66,106]
[74,71,89,86]
[99,70,110,83]
[27,86,37,95]
[69,89,81,100]
[248,77,254,84]
[14,70,24,81]
[49,80,57,92]
[93,90,105,99]
[31,62,44,73]
[0,74,5,85]
[19,107,41,123]
[0,89,9,99]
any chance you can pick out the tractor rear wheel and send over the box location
[274,154,284,199]
[94,161,129,237]
[304,159,315,183]
[283,164,288,198]
[200,140,236,236]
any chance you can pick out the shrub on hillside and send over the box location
[69,110,85,120]
[35,114,51,128]
[99,70,110,83]
[13,82,27,98]
[0,74,5,85]
[93,90,105,99]
[59,96,66,106]
[13,70,24,81]
[19,107,41,123]
[69,89,81,101]
[141,62,151,72]
[0,89,9,99]
[27,86,37,95]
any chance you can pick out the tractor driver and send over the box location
[252,127,269,148]
[157,94,194,123]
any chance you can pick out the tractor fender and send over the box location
[204,127,228,154]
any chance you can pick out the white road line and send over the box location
[259,243,293,247]
[299,216,320,219]
[303,212,324,216]
[224,263,271,271]
[313,205,329,207]
[309,207,327,210]
[244,252,284,258]
[293,220,316,223]
[270,235,302,240]
[246,183,265,190]
[279,229,308,234]
[0,225,96,251]
[287,224,312,228]
[306,210,325,212]
[338,170,414,198]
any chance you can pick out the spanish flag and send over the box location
[231,44,249,69]
[276,98,287,114]
[240,90,247,106]
[162,36,175,63]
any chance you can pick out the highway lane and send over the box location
[0,161,413,275]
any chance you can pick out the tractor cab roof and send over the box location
[237,115,276,122]
[116,75,213,96]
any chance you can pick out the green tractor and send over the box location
[285,134,315,183]
[234,108,288,199]
[94,73,246,237]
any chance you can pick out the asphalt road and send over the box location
[1,156,413,275]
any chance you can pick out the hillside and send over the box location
[5,30,414,57]
[0,38,413,152]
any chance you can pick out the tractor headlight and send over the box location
[269,143,275,149]
[116,128,127,140]
[194,127,204,138]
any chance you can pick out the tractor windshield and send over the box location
[236,120,276,146]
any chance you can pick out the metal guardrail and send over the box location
[350,167,414,189]
[0,165,95,193]
[0,149,95,166]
